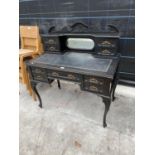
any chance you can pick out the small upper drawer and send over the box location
[97,48,117,55]
[95,37,119,55]
[43,44,59,52]
[42,36,60,52]
[42,36,59,45]
[96,38,119,48]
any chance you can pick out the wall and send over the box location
[19,0,135,84]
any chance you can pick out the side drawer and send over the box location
[83,84,104,94]
[84,76,105,85]
[31,67,46,75]
[33,73,48,82]
[83,76,111,95]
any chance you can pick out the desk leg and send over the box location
[31,82,42,108]
[102,98,111,128]
[112,76,119,101]
[48,79,54,87]
[57,80,61,89]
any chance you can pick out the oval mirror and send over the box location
[67,38,95,50]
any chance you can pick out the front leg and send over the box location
[57,79,61,89]
[102,98,111,128]
[48,79,54,87]
[112,75,119,101]
[31,82,43,108]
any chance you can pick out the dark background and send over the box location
[19,0,135,85]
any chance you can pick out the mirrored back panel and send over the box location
[67,38,95,50]
[41,34,120,56]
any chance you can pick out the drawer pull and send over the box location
[67,74,76,79]
[34,69,42,74]
[89,78,99,84]
[52,72,59,76]
[36,75,43,79]
[48,39,55,44]
[49,47,55,51]
[89,86,98,92]
[101,49,111,54]
[101,41,111,45]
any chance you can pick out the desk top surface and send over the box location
[29,52,119,79]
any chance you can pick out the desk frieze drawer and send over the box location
[33,73,48,82]
[83,84,104,94]
[84,76,105,85]
[83,83,110,95]
[31,67,46,75]
[47,71,81,81]
[83,76,110,95]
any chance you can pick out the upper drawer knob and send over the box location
[49,47,56,51]
[101,49,111,54]
[101,41,111,45]
[48,39,55,44]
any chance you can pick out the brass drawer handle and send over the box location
[101,49,111,54]
[67,74,76,79]
[48,39,55,44]
[89,78,98,84]
[36,75,42,79]
[49,47,55,51]
[101,41,111,45]
[34,69,44,74]
[89,86,98,92]
[52,72,59,76]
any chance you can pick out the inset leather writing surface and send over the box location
[32,52,112,73]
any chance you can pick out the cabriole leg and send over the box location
[57,79,61,89]
[48,79,54,87]
[102,98,111,128]
[112,73,119,101]
[31,82,42,108]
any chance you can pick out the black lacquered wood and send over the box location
[26,34,120,128]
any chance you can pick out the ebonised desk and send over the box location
[26,34,120,127]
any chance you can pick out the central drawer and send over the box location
[47,70,81,82]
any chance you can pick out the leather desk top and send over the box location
[29,52,119,79]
